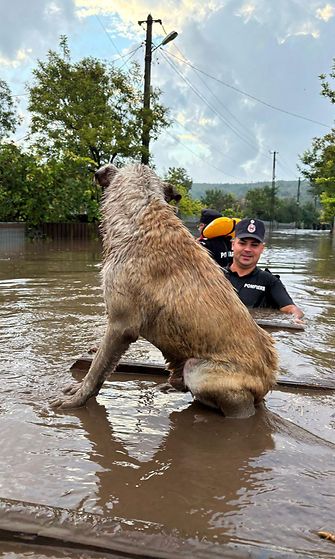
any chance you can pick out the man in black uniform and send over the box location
[224,218,304,321]
[197,208,233,268]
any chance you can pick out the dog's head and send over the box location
[95,164,182,205]
[162,182,182,204]
[94,164,119,189]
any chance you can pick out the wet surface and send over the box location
[0,230,334,558]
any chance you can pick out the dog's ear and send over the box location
[163,182,182,203]
[94,164,119,188]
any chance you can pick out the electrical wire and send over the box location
[159,22,267,150]
[118,44,143,71]
[95,15,123,58]
[158,128,252,181]
[158,49,270,158]
[165,50,330,129]
[170,114,249,166]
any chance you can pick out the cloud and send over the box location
[315,3,335,21]
[235,3,257,23]
[0,48,32,68]
[0,0,77,63]
[232,0,326,43]
[74,0,224,37]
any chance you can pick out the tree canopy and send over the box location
[0,36,173,225]
[164,167,202,216]
[299,58,335,223]
[27,36,170,166]
[0,79,20,141]
[200,188,241,217]
[243,185,275,221]
[0,143,98,225]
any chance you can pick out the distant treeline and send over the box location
[191,180,312,203]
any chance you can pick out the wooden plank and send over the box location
[255,318,305,331]
[70,356,335,391]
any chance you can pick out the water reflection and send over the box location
[45,378,334,556]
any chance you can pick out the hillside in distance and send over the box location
[191,180,313,202]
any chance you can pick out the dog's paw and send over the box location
[50,394,85,410]
[50,382,87,409]
[62,381,82,396]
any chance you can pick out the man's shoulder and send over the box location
[254,266,276,278]
[248,267,279,286]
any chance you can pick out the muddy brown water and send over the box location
[0,230,334,558]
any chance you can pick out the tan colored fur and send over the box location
[51,163,278,416]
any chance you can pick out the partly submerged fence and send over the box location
[33,222,100,241]
[0,222,26,252]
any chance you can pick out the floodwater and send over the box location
[0,229,334,558]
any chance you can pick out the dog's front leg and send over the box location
[51,322,138,409]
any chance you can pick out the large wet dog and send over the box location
[51,164,278,417]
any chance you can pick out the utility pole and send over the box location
[138,15,178,165]
[138,14,161,165]
[270,151,277,229]
[296,176,301,229]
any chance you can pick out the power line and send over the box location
[164,50,330,128]
[170,114,252,167]
[276,159,297,179]
[158,23,267,152]
[95,15,143,70]
[95,15,123,58]
[159,128,251,181]
[118,44,143,71]
[158,49,270,158]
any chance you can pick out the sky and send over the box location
[1,0,335,186]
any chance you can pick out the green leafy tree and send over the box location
[274,197,297,223]
[0,143,32,221]
[164,167,202,216]
[165,167,193,192]
[299,58,335,223]
[0,79,20,141]
[201,188,241,216]
[300,201,321,228]
[27,36,170,166]
[243,185,277,220]
[0,142,99,225]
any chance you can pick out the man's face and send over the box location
[232,237,265,269]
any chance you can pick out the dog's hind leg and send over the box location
[157,357,188,393]
[51,321,139,409]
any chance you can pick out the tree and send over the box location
[243,185,277,220]
[165,167,193,192]
[0,78,20,141]
[0,143,99,225]
[0,143,33,221]
[164,167,202,216]
[27,36,170,166]
[300,201,321,228]
[201,188,241,216]
[299,58,335,223]
[274,197,298,223]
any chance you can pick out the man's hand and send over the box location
[280,304,304,323]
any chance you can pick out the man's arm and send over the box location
[267,275,304,322]
[279,303,304,321]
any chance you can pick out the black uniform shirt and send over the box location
[199,236,233,268]
[224,266,294,309]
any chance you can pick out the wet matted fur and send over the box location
[51,163,278,417]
